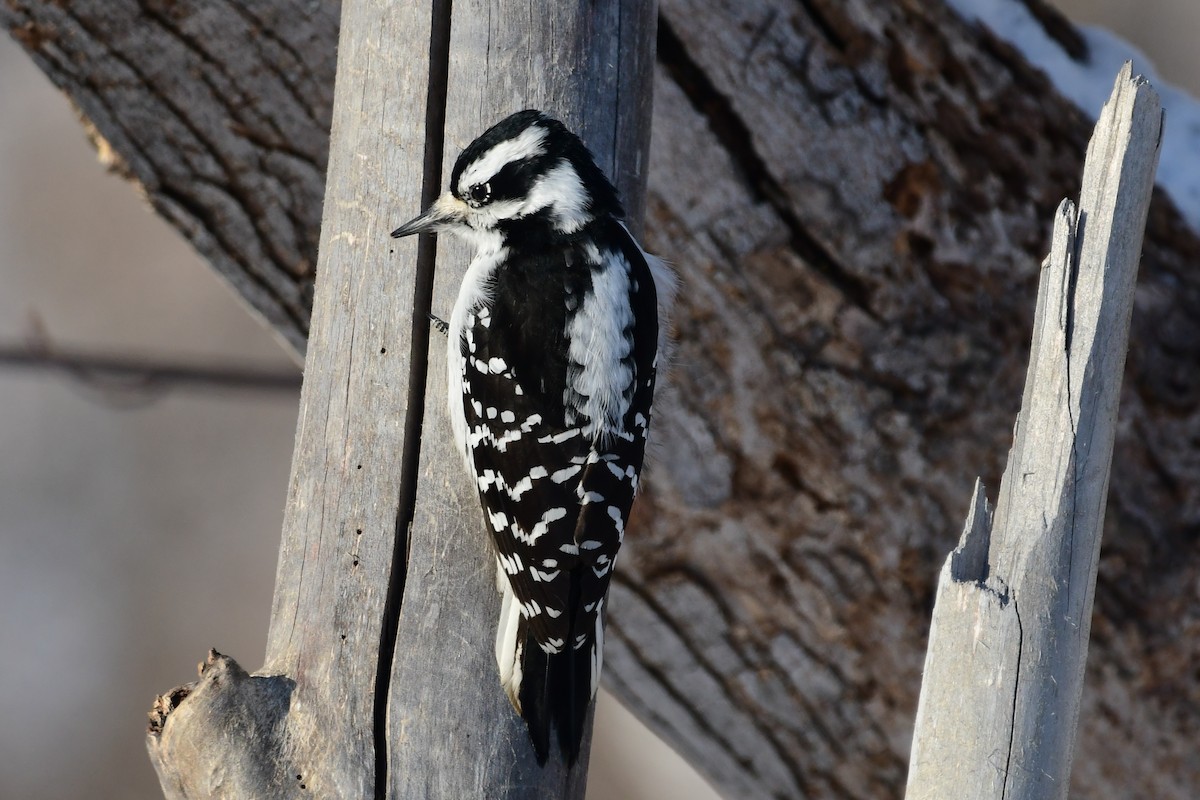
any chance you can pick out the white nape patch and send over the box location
[457,123,548,196]
[521,160,591,233]
[567,250,634,439]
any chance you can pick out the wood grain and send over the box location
[907,65,1163,798]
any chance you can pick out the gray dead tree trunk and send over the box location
[6,1,1200,798]
[905,64,1162,799]
[143,1,655,797]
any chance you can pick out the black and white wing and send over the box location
[455,220,660,764]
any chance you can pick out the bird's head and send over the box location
[391,110,622,244]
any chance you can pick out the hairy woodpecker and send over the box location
[392,110,674,765]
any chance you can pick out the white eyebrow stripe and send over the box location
[457,125,548,195]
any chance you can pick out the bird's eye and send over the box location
[468,182,492,206]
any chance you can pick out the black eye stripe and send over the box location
[486,156,551,200]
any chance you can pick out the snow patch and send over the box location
[948,0,1200,231]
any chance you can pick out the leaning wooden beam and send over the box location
[146,1,656,798]
[905,63,1162,800]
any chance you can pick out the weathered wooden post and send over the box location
[905,64,1162,799]
[146,2,656,797]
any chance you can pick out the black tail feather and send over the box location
[517,631,594,766]
[553,638,593,765]
[518,631,553,766]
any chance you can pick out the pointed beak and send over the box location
[391,193,464,238]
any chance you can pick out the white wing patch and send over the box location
[566,248,634,439]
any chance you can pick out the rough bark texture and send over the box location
[6,0,1200,798]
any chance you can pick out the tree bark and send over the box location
[6,0,1200,798]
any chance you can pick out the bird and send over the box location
[392,109,674,765]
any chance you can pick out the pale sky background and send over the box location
[0,2,1194,798]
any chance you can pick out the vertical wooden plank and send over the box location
[905,481,1021,799]
[987,64,1162,800]
[260,1,433,796]
[905,65,1162,800]
[386,2,658,797]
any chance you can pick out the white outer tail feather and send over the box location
[495,560,608,712]
[591,599,605,696]
[496,576,525,710]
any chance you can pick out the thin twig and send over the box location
[0,345,301,394]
